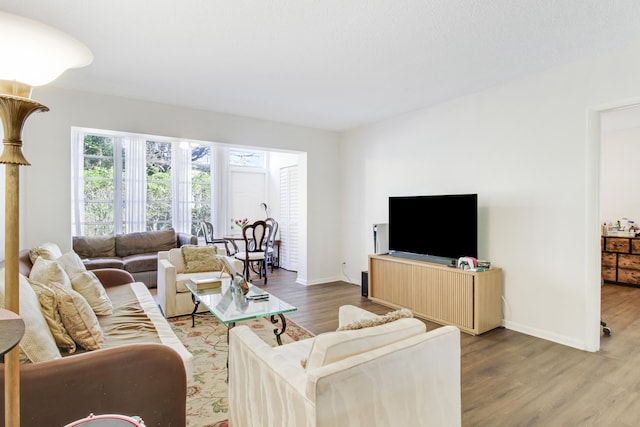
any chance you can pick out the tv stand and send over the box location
[368,254,502,335]
[389,251,456,267]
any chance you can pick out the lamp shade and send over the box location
[0,11,93,87]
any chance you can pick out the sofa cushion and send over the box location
[116,228,177,257]
[73,235,116,258]
[83,257,125,270]
[168,248,187,272]
[28,242,63,263]
[29,256,72,290]
[57,251,113,316]
[0,269,62,363]
[47,281,105,351]
[181,245,222,273]
[28,280,77,354]
[123,253,158,273]
[303,317,426,371]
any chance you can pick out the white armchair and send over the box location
[157,246,244,318]
[229,305,461,427]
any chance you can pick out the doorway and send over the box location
[594,104,640,350]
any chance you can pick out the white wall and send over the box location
[2,86,341,285]
[6,43,640,350]
[601,126,640,224]
[339,43,640,351]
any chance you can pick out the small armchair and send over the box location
[229,305,462,427]
[157,245,244,318]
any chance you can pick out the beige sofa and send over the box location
[229,305,462,426]
[73,228,197,288]
[0,248,192,427]
[157,245,244,318]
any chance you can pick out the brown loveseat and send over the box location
[0,250,190,427]
[72,228,197,288]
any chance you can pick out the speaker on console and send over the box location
[373,223,389,255]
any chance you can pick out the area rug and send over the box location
[169,313,314,427]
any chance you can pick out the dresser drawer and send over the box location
[601,252,617,267]
[606,237,630,253]
[602,266,617,282]
[618,268,640,285]
[618,254,640,270]
[632,239,640,254]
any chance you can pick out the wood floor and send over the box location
[258,268,640,427]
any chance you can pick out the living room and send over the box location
[2,2,640,425]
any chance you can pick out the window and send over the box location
[229,149,265,168]
[72,129,213,236]
[192,146,212,235]
[80,134,121,235]
[146,141,173,231]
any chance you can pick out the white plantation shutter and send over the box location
[279,165,299,271]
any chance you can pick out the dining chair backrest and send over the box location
[264,217,278,249]
[242,220,272,255]
[200,221,215,244]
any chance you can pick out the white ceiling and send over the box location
[2,0,640,131]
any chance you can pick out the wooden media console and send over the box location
[368,254,503,335]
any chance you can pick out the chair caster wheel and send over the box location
[603,327,612,336]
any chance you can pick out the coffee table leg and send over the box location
[190,294,200,328]
[226,322,236,384]
[270,314,287,346]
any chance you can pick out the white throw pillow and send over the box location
[28,242,63,263]
[0,268,62,362]
[57,251,113,315]
[304,317,426,371]
[29,256,72,289]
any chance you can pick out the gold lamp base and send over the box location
[0,80,48,427]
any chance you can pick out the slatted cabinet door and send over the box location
[368,254,502,335]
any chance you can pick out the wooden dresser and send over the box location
[601,235,640,286]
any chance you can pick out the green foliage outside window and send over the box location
[80,134,213,236]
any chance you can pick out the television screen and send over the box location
[388,194,478,261]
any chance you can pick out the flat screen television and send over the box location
[388,194,478,265]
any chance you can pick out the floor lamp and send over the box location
[0,12,92,426]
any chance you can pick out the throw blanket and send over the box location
[99,284,160,348]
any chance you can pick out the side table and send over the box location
[0,308,25,357]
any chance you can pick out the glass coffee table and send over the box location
[185,278,296,345]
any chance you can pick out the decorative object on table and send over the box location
[233,217,249,229]
[217,255,249,295]
[0,11,92,426]
[190,277,223,291]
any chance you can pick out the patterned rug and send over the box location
[169,313,314,427]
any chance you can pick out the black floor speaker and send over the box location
[361,271,368,297]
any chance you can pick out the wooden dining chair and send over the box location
[264,217,279,271]
[234,220,273,284]
[200,220,237,255]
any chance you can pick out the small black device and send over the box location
[361,271,368,297]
